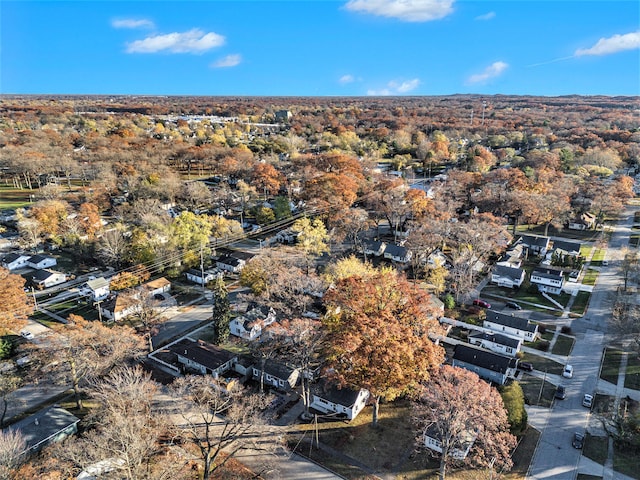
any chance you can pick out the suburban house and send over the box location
[451,344,518,385]
[79,277,110,301]
[141,277,171,297]
[427,250,451,268]
[568,212,596,230]
[468,331,522,357]
[216,255,246,273]
[230,306,277,341]
[362,240,386,257]
[490,265,525,288]
[530,267,564,295]
[496,242,524,269]
[423,424,476,460]
[550,239,582,257]
[8,406,80,455]
[251,359,299,391]
[1,252,30,270]
[274,228,299,245]
[310,378,370,421]
[100,293,141,322]
[483,310,539,342]
[519,234,551,257]
[31,269,67,289]
[185,268,221,285]
[168,338,238,379]
[383,244,412,264]
[27,254,57,270]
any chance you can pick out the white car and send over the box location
[20,330,34,340]
[563,364,574,378]
[582,393,594,408]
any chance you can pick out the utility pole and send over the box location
[537,369,547,405]
[200,243,206,294]
[31,287,38,311]
[481,101,487,127]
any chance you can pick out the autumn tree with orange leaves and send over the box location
[0,267,33,334]
[323,270,444,426]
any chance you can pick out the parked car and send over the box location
[505,301,522,310]
[555,385,566,400]
[602,260,609,266]
[20,330,34,340]
[517,361,534,372]
[572,432,585,449]
[563,365,574,378]
[473,299,491,309]
[582,394,593,408]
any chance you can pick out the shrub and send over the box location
[0,339,13,360]
[443,294,455,310]
[561,325,572,334]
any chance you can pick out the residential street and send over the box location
[527,205,640,480]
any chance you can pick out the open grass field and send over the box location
[0,185,32,210]
[600,348,623,384]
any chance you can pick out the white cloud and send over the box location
[344,0,454,22]
[467,61,508,84]
[475,11,495,21]
[126,29,225,54]
[367,78,420,95]
[211,54,242,68]
[575,31,640,56]
[339,74,355,84]
[112,18,155,29]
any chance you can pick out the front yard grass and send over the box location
[0,185,32,209]
[624,352,640,390]
[614,441,640,479]
[582,268,599,286]
[551,334,575,356]
[571,291,591,316]
[600,348,623,384]
[591,248,606,266]
[518,374,557,407]
[519,352,564,376]
[583,434,608,465]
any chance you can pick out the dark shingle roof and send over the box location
[552,240,581,255]
[169,338,237,371]
[520,235,550,248]
[468,330,521,349]
[384,244,408,257]
[27,254,51,264]
[260,359,296,380]
[9,406,79,453]
[494,265,524,280]
[531,267,564,280]
[312,378,364,407]
[453,344,517,374]
[484,310,537,333]
[31,269,62,281]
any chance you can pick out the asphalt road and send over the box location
[527,206,636,480]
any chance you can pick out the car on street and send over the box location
[572,432,585,449]
[562,364,574,378]
[582,393,594,408]
[505,301,522,310]
[555,385,566,400]
[517,361,534,372]
[602,260,609,266]
[473,299,491,309]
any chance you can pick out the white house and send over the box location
[80,277,110,301]
[520,234,551,256]
[530,267,564,295]
[27,254,57,270]
[423,425,476,460]
[1,253,30,270]
[216,255,245,273]
[31,269,67,289]
[141,277,171,297]
[468,331,522,357]
[496,242,524,269]
[185,268,222,285]
[168,338,238,378]
[490,265,525,288]
[483,310,539,342]
[230,306,277,341]
[383,244,412,264]
[310,379,370,421]
[362,240,386,257]
[251,360,299,391]
[99,293,141,322]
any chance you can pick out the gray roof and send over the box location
[169,338,237,371]
[86,277,109,290]
[484,310,538,333]
[453,344,517,374]
[494,265,525,280]
[531,267,564,280]
[384,243,408,257]
[9,406,79,453]
[31,269,63,281]
[2,252,28,264]
[313,378,365,407]
[520,235,550,248]
[259,359,297,380]
[468,330,521,349]
[552,239,582,255]
[28,254,52,264]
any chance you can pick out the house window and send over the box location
[506,347,513,353]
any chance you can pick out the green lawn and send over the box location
[518,374,557,407]
[577,475,603,480]
[591,249,606,266]
[614,441,640,479]
[600,348,623,384]
[551,334,575,356]
[519,352,564,376]
[583,434,608,465]
[582,268,599,286]
[0,185,33,209]
[571,291,591,316]
[624,352,640,390]
[580,245,594,258]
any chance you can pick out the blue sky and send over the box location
[2,1,639,96]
